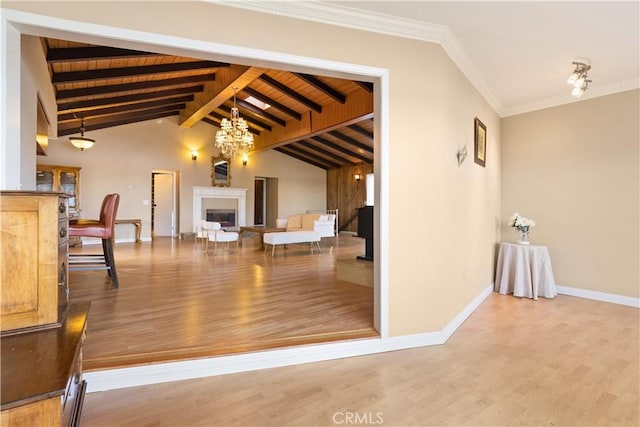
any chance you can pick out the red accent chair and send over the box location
[68,193,120,288]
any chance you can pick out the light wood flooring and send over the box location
[81,292,639,426]
[69,234,377,371]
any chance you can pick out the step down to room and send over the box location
[336,256,373,287]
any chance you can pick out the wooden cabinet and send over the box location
[36,165,81,214]
[1,192,87,426]
[0,191,69,333]
[1,302,90,427]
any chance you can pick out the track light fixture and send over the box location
[567,61,592,98]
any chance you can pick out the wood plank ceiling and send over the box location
[45,38,374,170]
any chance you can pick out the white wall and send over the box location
[502,90,640,298]
[38,116,326,241]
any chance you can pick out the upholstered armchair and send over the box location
[198,221,239,255]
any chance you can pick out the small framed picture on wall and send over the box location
[474,117,487,167]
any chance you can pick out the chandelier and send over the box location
[69,117,95,151]
[215,87,254,158]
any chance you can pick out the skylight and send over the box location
[244,96,271,110]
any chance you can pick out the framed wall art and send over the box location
[474,117,487,167]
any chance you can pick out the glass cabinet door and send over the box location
[36,165,81,213]
[60,171,78,210]
[36,170,54,192]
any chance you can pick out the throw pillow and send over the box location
[319,215,328,221]
[287,214,302,229]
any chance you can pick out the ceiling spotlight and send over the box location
[567,61,592,97]
[571,79,591,98]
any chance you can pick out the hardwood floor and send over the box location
[69,234,377,371]
[81,293,639,426]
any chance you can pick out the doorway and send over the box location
[254,178,266,226]
[254,177,279,227]
[151,170,178,237]
[4,9,387,350]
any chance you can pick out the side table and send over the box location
[495,242,557,300]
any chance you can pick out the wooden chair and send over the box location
[68,193,120,288]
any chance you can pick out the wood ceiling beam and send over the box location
[58,98,189,122]
[274,147,328,170]
[348,123,374,140]
[47,46,162,63]
[58,108,179,136]
[179,65,266,127]
[215,104,274,131]
[297,140,358,165]
[294,73,346,104]
[57,86,200,112]
[52,61,227,84]
[283,144,342,169]
[241,87,302,121]
[328,130,373,153]
[311,136,372,163]
[258,74,322,113]
[206,113,263,135]
[355,81,374,93]
[234,99,287,127]
[252,90,373,151]
[56,74,215,100]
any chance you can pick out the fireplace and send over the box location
[206,209,237,229]
[192,187,248,232]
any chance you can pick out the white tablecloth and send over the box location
[494,242,557,299]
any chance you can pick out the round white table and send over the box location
[494,242,557,300]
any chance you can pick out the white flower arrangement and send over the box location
[508,213,536,230]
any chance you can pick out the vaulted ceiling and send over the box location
[44,38,374,170]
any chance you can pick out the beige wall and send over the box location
[502,90,640,298]
[38,116,326,240]
[19,35,58,188]
[4,1,502,336]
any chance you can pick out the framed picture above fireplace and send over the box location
[211,154,231,187]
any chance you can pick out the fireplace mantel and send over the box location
[193,186,248,231]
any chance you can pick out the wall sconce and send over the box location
[191,151,198,161]
[241,153,248,166]
[354,174,361,182]
[457,144,468,167]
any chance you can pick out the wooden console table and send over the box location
[115,218,142,243]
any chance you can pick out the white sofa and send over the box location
[263,230,321,256]
[280,213,336,238]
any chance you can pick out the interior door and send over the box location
[153,173,175,237]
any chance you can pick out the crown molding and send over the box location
[208,1,448,43]
[207,0,505,116]
[502,78,640,117]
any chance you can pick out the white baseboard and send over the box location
[84,284,494,393]
[81,237,152,245]
[556,285,640,308]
